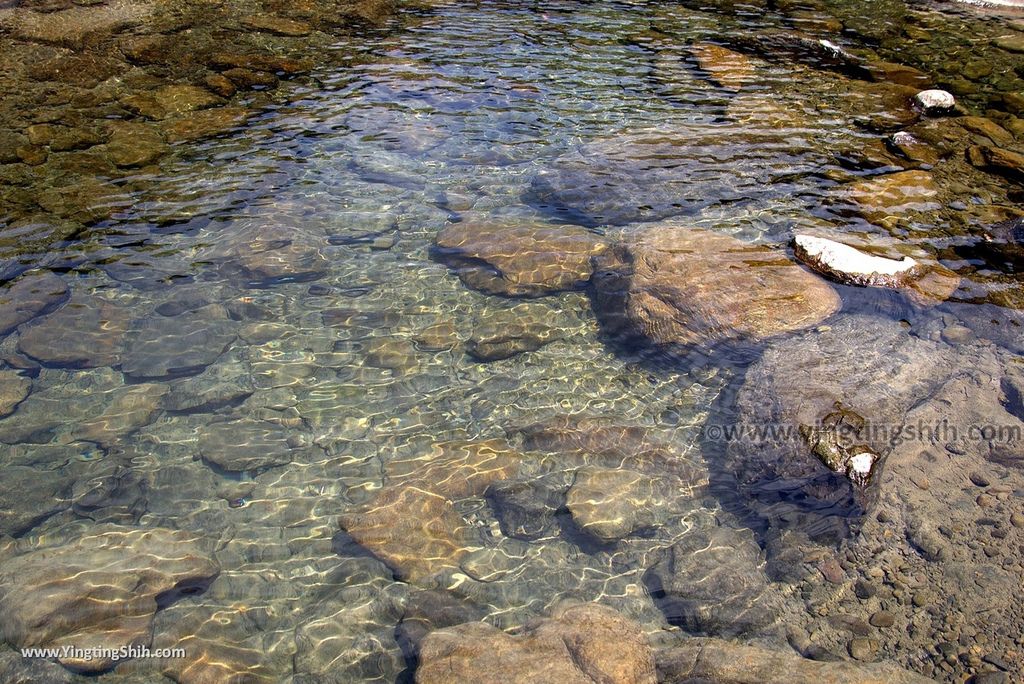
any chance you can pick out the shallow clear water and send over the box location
[1,0,1024,681]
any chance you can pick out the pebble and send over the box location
[1010,513,1024,529]
[977,494,995,508]
[818,557,846,585]
[848,637,878,661]
[913,89,955,114]
[911,473,930,491]
[970,471,992,487]
[854,578,877,599]
[870,610,896,628]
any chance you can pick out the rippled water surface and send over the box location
[2,0,1024,681]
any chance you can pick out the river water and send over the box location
[0,0,1023,682]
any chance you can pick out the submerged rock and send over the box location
[722,315,955,541]
[339,440,522,583]
[73,383,169,448]
[0,371,30,418]
[434,221,608,297]
[17,294,129,368]
[0,525,218,673]
[591,225,840,349]
[223,222,329,284]
[566,467,669,543]
[688,43,755,90]
[0,270,69,338]
[416,603,656,684]
[121,84,224,120]
[466,307,564,361]
[977,216,1024,267]
[486,474,568,541]
[644,526,778,637]
[526,130,754,227]
[195,418,301,472]
[839,170,940,225]
[513,414,707,482]
[792,234,959,303]
[0,464,76,536]
[725,32,869,78]
[656,637,936,683]
[121,304,236,380]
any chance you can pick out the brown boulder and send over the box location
[0,525,218,673]
[17,294,129,367]
[435,221,608,297]
[416,603,656,684]
[0,371,30,418]
[160,106,253,143]
[339,440,522,582]
[592,226,840,348]
[840,170,940,225]
[465,307,563,361]
[240,15,312,36]
[122,85,224,120]
[689,43,755,90]
[0,270,69,338]
[566,467,670,543]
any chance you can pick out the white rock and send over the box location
[913,89,955,114]
[793,235,919,282]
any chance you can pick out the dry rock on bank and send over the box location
[435,221,608,297]
[592,225,840,348]
[416,603,656,684]
[0,525,218,673]
[792,234,960,304]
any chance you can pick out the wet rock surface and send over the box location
[722,314,957,541]
[0,371,30,418]
[657,637,936,683]
[434,220,608,297]
[0,271,69,338]
[339,440,522,583]
[0,0,1023,682]
[645,525,780,637]
[0,525,218,673]
[121,304,236,380]
[592,225,841,349]
[416,603,657,684]
[16,294,129,367]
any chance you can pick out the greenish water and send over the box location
[1,0,1023,681]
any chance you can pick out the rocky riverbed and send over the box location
[1,0,1024,682]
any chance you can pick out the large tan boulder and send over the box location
[592,226,840,348]
[339,440,523,583]
[0,525,219,673]
[416,603,657,684]
[435,221,608,297]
